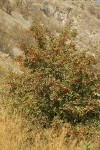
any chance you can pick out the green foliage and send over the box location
[9,24,100,126]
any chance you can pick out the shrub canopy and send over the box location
[10,24,100,126]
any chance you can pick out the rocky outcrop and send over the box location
[0,0,100,73]
[39,0,100,49]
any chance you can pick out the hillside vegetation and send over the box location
[0,23,100,150]
[0,0,100,150]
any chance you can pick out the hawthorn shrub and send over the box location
[9,24,100,126]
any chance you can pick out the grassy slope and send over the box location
[0,108,100,150]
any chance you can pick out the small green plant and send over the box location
[9,23,100,126]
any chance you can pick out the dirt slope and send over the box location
[0,0,100,72]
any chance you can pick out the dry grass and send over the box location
[0,104,100,150]
[0,0,12,14]
[0,30,13,54]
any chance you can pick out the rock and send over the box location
[11,47,25,58]
[0,0,100,73]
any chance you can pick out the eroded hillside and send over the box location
[0,0,100,73]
